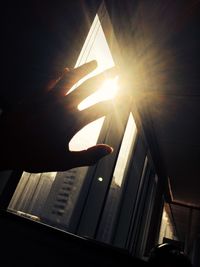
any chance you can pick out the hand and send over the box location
[0,61,116,173]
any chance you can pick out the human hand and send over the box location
[0,60,116,173]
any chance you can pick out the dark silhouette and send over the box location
[0,60,118,173]
[0,2,121,174]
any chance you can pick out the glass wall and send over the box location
[158,204,177,243]
[8,3,131,234]
[96,113,137,243]
[7,2,161,257]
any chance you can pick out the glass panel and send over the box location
[8,11,119,231]
[158,204,175,243]
[9,172,56,220]
[96,113,137,243]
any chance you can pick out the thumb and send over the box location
[85,144,113,164]
[70,144,113,168]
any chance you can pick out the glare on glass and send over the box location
[69,14,118,151]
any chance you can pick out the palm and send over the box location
[0,61,115,172]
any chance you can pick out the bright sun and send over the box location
[69,13,119,151]
[78,76,119,110]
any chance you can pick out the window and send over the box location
[7,2,148,252]
[96,113,137,243]
[158,203,177,243]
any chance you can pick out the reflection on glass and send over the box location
[114,113,137,187]
[97,113,137,243]
[158,205,175,243]
[8,12,118,230]
[9,172,56,217]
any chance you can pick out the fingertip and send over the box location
[102,66,119,80]
[88,60,98,70]
[86,144,113,157]
[94,144,114,157]
[102,144,114,154]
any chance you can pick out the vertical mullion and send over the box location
[113,135,147,248]
[77,107,130,237]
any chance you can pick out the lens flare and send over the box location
[78,76,119,110]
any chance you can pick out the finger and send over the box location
[79,100,114,126]
[46,68,70,92]
[67,144,113,168]
[68,67,118,105]
[53,60,98,96]
[70,60,98,83]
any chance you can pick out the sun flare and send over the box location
[78,76,119,110]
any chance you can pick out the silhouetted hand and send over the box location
[0,60,116,173]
